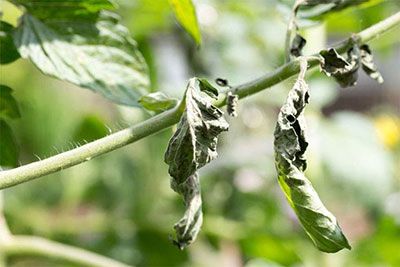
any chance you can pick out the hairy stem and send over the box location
[0,236,131,267]
[0,11,399,190]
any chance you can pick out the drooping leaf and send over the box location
[171,173,203,249]
[274,64,351,253]
[0,85,20,119]
[165,78,229,185]
[0,21,20,64]
[290,34,307,58]
[320,47,360,87]
[169,0,202,45]
[0,119,19,167]
[12,0,150,106]
[139,92,178,113]
[165,78,228,248]
[360,44,384,84]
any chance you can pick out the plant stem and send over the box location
[1,235,131,267]
[0,11,399,190]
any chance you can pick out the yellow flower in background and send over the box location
[374,115,400,149]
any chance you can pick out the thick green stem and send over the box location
[1,236,131,267]
[0,11,399,190]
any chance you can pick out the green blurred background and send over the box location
[1,0,400,266]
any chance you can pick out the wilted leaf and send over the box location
[165,78,228,248]
[0,85,20,119]
[171,173,203,249]
[360,44,384,84]
[320,47,360,87]
[0,21,20,64]
[274,64,351,253]
[226,91,239,117]
[139,92,178,113]
[290,34,307,58]
[165,78,229,185]
[13,0,150,106]
[169,0,201,45]
[0,120,19,167]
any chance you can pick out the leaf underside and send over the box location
[12,0,150,106]
[274,75,351,253]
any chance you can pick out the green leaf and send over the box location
[139,92,178,113]
[165,78,228,248]
[320,47,360,87]
[0,21,20,64]
[0,85,20,119]
[360,44,384,84]
[13,0,150,106]
[171,173,203,250]
[274,69,351,253]
[0,119,19,167]
[169,0,202,45]
[165,78,229,186]
[73,115,108,143]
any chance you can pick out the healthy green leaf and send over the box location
[169,0,202,45]
[165,78,229,186]
[0,21,20,64]
[13,0,150,106]
[0,119,19,167]
[360,44,384,84]
[274,64,351,253]
[320,47,360,87]
[171,173,203,249]
[0,85,20,119]
[290,34,307,58]
[139,92,178,113]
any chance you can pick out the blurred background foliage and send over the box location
[1,0,400,266]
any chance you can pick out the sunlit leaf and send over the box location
[169,0,202,45]
[0,119,19,167]
[139,92,178,113]
[0,21,20,64]
[13,0,150,106]
[0,85,20,119]
[274,65,351,253]
[360,44,384,84]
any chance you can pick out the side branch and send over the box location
[1,235,131,267]
[0,11,399,190]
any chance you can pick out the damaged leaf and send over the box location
[164,78,228,248]
[226,91,239,117]
[320,47,360,87]
[139,92,178,113]
[274,60,351,253]
[360,44,384,84]
[171,173,203,249]
[165,78,229,185]
[290,34,307,58]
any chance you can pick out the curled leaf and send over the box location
[171,173,203,249]
[320,47,360,87]
[290,34,307,58]
[165,78,229,185]
[139,92,178,113]
[360,44,384,84]
[165,78,228,248]
[274,60,351,253]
